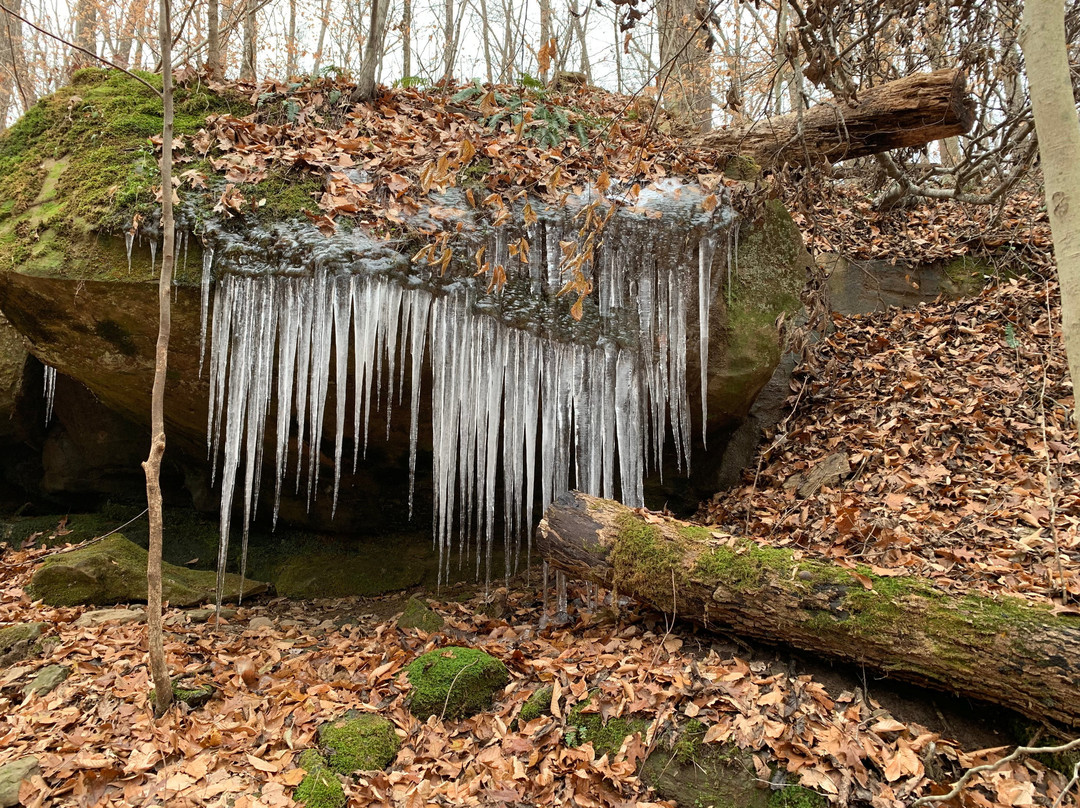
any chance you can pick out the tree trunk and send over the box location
[71,0,98,73]
[240,0,256,80]
[536,492,1080,728]
[353,0,388,101]
[286,0,296,78]
[0,0,30,131]
[206,0,220,76]
[401,0,411,79]
[657,0,712,133]
[146,0,175,718]
[311,0,330,77]
[1021,0,1080,426]
[694,68,976,170]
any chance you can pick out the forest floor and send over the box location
[0,272,1078,808]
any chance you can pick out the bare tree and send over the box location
[1022,0,1080,425]
[70,0,98,72]
[144,0,176,718]
[400,0,411,78]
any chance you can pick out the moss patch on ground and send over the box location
[317,711,399,773]
[566,696,650,758]
[407,646,509,720]
[519,685,554,723]
[641,719,768,808]
[768,785,828,808]
[294,750,346,808]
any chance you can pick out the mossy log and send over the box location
[695,69,975,169]
[536,492,1080,727]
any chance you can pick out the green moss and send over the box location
[722,155,761,182]
[519,685,553,723]
[566,698,649,757]
[610,513,685,611]
[0,622,46,656]
[294,750,346,808]
[26,532,265,607]
[0,68,248,282]
[397,597,445,632]
[406,646,509,720]
[274,551,426,599]
[768,786,828,808]
[695,540,794,593]
[240,169,322,222]
[317,711,399,773]
[942,256,995,294]
[458,157,493,188]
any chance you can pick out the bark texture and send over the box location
[694,69,976,169]
[1021,0,1080,425]
[537,492,1080,727]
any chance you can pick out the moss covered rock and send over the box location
[0,622,47,668]
[407,646,509,720]
[294,750,345,808]
[640,719,767,808]
[519,685,554,724]
[274,552,425,599]
[397,597,444,632]
[0,312,27,439]
[317,711,399,773]
[27,533,267,607]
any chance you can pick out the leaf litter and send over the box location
[0,544,1075,807]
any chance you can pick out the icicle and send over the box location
[539,560,550,630]
[555,570,568,624]
[699,235,714,446]
[43,365,56,426]
[150,240,157,276]
[199,246,214,377]
[125,232,134,274]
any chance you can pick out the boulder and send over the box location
[27,534,267,607]
[317,711,400,773]
[294,750,345,808]
[73,608,145,627]
[396,597,444,632]
[0,757,39,808]
[0,622,46,669]
[22,664,69,698]
[407,647,508,720]
[0,311,27,441]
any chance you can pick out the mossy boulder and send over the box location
[0,312,27,438]
[27,533,267,607]
[397,597,444,632]
[294,750,345,808]
[640,719,768,807]
[407,646,509,720]
[316,711,400,773]
[519,685,554,724]
[0,622,47,669]
[566,698,650,758]
[274,551,426,599]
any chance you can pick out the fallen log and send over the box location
[697,69,976,171]
[536,491,1080,727]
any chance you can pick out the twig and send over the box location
[0,0,162,98]
[911,737,1080,806]
[438,657,480,722]
[41,508,150,557]
[1039,280,1067,600]
[1052,758,1080,808]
